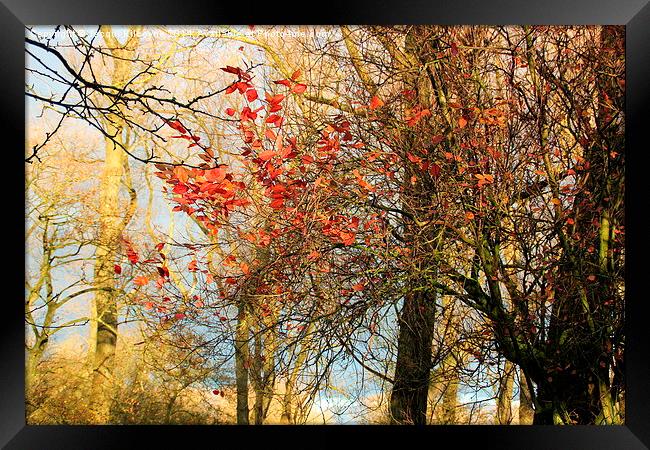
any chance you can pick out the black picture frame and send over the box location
[5,1,650,448]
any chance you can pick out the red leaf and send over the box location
[157,266,170,279]
[406,152,421,164]
[246,89,258,102]
[369,96,384,110]
[167,120,187,134]
[221,65,242,75]
[127,248,139,264]
[291,69,301,81]
[173,183,189,194]
[114,264,122,275]
[431,135,444,145]
[292,83,307,94]
[225,108,236,116]
[428,163,441,178]
[269,198,284,209]
[266,93,285,105]
[265,114,283,126]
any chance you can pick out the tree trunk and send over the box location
[496,361,515,424]
[390,290,436,424]
[235,299,250,425]
[280,322,314,424]
[517,24,625,426]
[441,375,459,424]
[388,26,441,426]
[90,25,140,423]
[518,373,535,424]
[252,326,264,425]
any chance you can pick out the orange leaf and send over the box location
[205,167,227,182]
[259,150,276,161]
[352,283,365,291]
[264,128,277,141]
[369,96,384,110]
[339,231,356,246]
[458,116,468,128]
[406,152,422,164]
[134,276,149,286]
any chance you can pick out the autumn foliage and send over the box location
[26,25,624,425]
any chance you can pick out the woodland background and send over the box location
[25,25,624,425]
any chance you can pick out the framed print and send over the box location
[4,0,650,448]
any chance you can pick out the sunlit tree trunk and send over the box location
[25,216,53,398]
[280,335,310,424]
[518,374,535,424]
[235,297,251,425]
[90,25,140,423]
[497,361,515,424]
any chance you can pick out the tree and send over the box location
[26,24,625,425]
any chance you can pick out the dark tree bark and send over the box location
[390,290,436,424]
